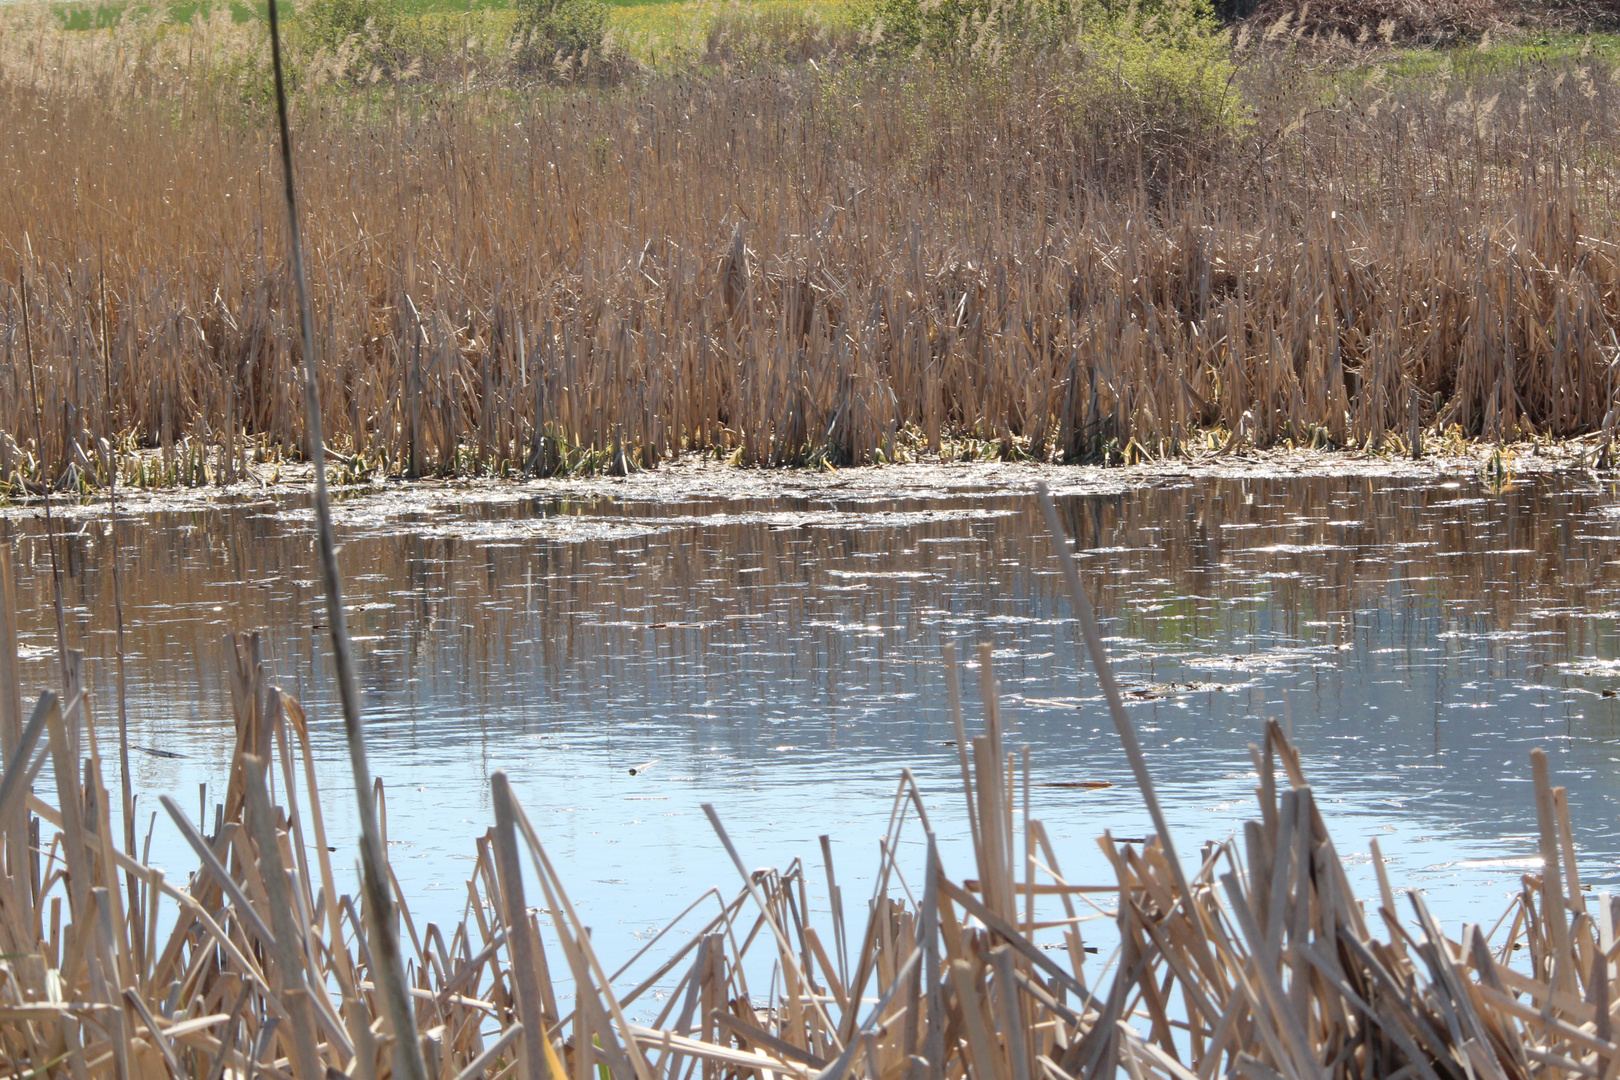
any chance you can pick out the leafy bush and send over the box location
[852,0,1247,193]
[1067,3,1248,139]
[297,0,402,62]
[855,0,1235,57]
[855,0,1102,54]
[1063,16,1249,191]
[512,0,610,70]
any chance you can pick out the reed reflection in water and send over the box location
[5,472,1620,961]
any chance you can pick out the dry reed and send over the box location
[2,12,1620,486]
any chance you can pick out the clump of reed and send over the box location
[1238,0,1515,48]
[3,7,1620,489]
[3,505,1619,1080]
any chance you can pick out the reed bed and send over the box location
[3,10,1620,485]
[3,495,1620,1080]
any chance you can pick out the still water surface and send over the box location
[8,469,1620,977]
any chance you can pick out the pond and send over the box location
[7,462,1620,988]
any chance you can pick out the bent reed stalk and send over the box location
[3,19,1620,485]
[0,498,1616,1080]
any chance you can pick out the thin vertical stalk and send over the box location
[19,272,69,680]
[262,7,428,1080]
[99,247,140,970]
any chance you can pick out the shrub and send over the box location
[297,0,403,64]
[1063,17,1249,192]
[855,0,1214,55]
[853,0,1247,194]
[512,0,610,70]
[1068,1,1248,139]
[854,0,1073,54]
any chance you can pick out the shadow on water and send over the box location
[8,470,1620,955]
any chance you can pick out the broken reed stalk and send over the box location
[264,0,427,1075]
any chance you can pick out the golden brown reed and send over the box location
[3,546,1618,1080]
[3,16,1620,484]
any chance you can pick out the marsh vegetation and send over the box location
[4,0,1620,490]
[10,0,1620,1074]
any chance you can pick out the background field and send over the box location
[39,0,854,57]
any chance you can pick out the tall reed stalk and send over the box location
[265,0,430,1074]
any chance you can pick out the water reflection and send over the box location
[7,472,1620,964]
